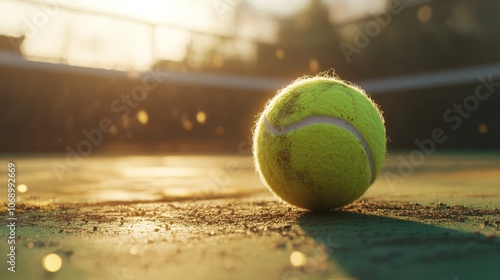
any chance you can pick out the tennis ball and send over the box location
[253,76,386,211]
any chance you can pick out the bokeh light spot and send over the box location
[182,117,193,131]
[42,254,62,273]
[290,251,307,267]
[130,247,138,255]
[196,111,207,124]
[417,5,433,23]
[17,184,28,193]
[479,123,488,134]
[275,49,285,60]
[109,125,119,135]
[309,58,319,73]
[121,116,131,129]
[136,110,149,125]
[215,126,225,135]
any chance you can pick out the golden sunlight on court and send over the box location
[120,167,202,178]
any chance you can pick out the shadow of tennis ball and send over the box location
[290,212,499,280]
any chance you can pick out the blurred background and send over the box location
[0,0,499,154]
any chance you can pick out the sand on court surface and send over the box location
[1,153,499,280]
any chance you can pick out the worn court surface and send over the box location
[0,153,499,280]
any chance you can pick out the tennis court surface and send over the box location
[1,153,498,280]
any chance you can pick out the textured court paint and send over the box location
[264,115,375,183]
[253,76,386,210]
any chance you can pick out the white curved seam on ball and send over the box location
[264,115,375,184]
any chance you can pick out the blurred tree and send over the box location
[256,0,339,77]
[337,0,500,79]
[276,0,341,76]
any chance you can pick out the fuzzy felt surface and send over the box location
[254,77,386,210]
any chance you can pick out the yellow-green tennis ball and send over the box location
[253,76,386,211]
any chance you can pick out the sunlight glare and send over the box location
[120,167,202,178]
[70,0,203,26]
[326,0,387,24]
[248,0,309,17]
[162,187,194,197]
